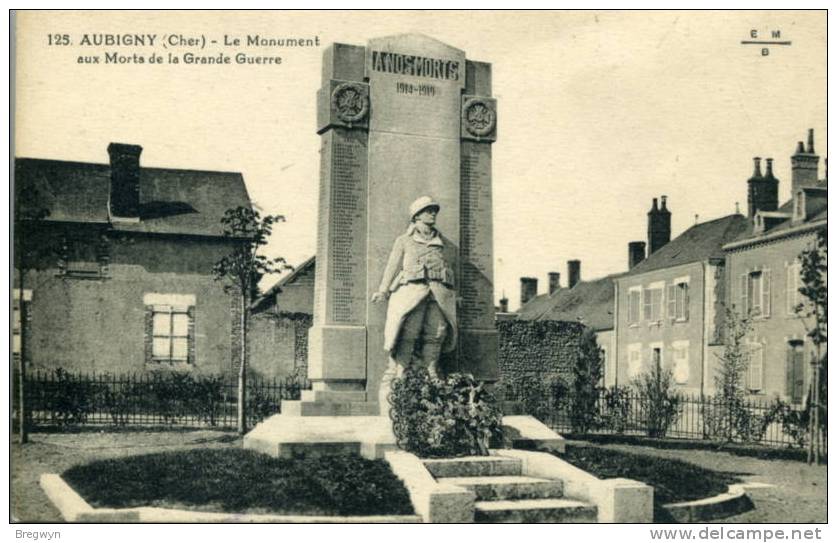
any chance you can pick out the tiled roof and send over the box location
[517,274,622,331]
[730,182,828,245]
[14,158,251,237]
[252,256,316,312]
[626,214,751,275]
[515,292,558,320]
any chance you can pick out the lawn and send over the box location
[563,439,827,523]
[562,444,738,505]
[62,448,415,516]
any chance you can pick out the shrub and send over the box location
[704,308,776,444]
[599,385,632,433]
[498,373,565,424]
[568,328,605,434]
[389,367,503,458]
[42,368,99,426]
[632,364,680,438]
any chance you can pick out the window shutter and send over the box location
[762,269,771,317]
[786,345,805,403]
[643,289,651,321]
[683,284,690,320]
[667,285,676,319]
[144,306,154,363]
[793,347,805,403]
[786,265,794,314]
[187,306,196,365]
[739,274,748,314]
[749,345,764,391]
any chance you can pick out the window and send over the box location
[628,288,641,325]
[643,286,663,322]
[786,341,805,404]
[667,280,690,321]
[650,345,663,373]
[740,270,771,317]
[745,342,764,392]
[786,261,802,315]
[627,343,643,379]
[144,293,195,365]
[671,341,690,384]
[62,236,107,278]
[152,306,191,362]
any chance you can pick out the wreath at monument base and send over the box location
[389,367,504,458]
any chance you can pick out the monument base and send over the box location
[243,412,565,460]
[243,414,397,459]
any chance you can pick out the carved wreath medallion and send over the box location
[331,82,369,124]
[463,98,496,137]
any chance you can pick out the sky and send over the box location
[14,10,826,310]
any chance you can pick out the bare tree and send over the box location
[213,207,290,435]
[13,183,51,444]
[796,229,827,464]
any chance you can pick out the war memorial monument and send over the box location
[245,33,561,458]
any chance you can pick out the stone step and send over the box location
[422,456,522,478]
[300,390,368,403]
[281,400,380,417]
[439,476,564,501]
[474,498,598,523]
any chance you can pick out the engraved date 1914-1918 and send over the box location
[396,82,436,97]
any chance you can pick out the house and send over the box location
[722,130,827,404]
[517,261,623,384]
[13,143,251,375]
[613,197,750,395]
[248,257,316,378]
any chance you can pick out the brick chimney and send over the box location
[628,241,646,270]
[567,260,581,289]
[520,277,538,306]
[647,196,671,255]
[791,129,820,193]
[108,143,142,221]
[548,272,561,295]
[747,156,779,218]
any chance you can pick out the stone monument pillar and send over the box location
[298,33,499,415]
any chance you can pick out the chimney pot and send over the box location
[519,277,538,307]
[628,241,646,270]
[791,130,820,193]
[107,143,143,220]
[567,260,581,289]
[548,272,561,295]
[751,157,763,179]
[647,196,672,255]
[748,156,779,218]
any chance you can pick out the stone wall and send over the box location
[248,312,312,379]
[496,320,587,382]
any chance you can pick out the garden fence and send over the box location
[503,385,824,450]
[15,369,310,429]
